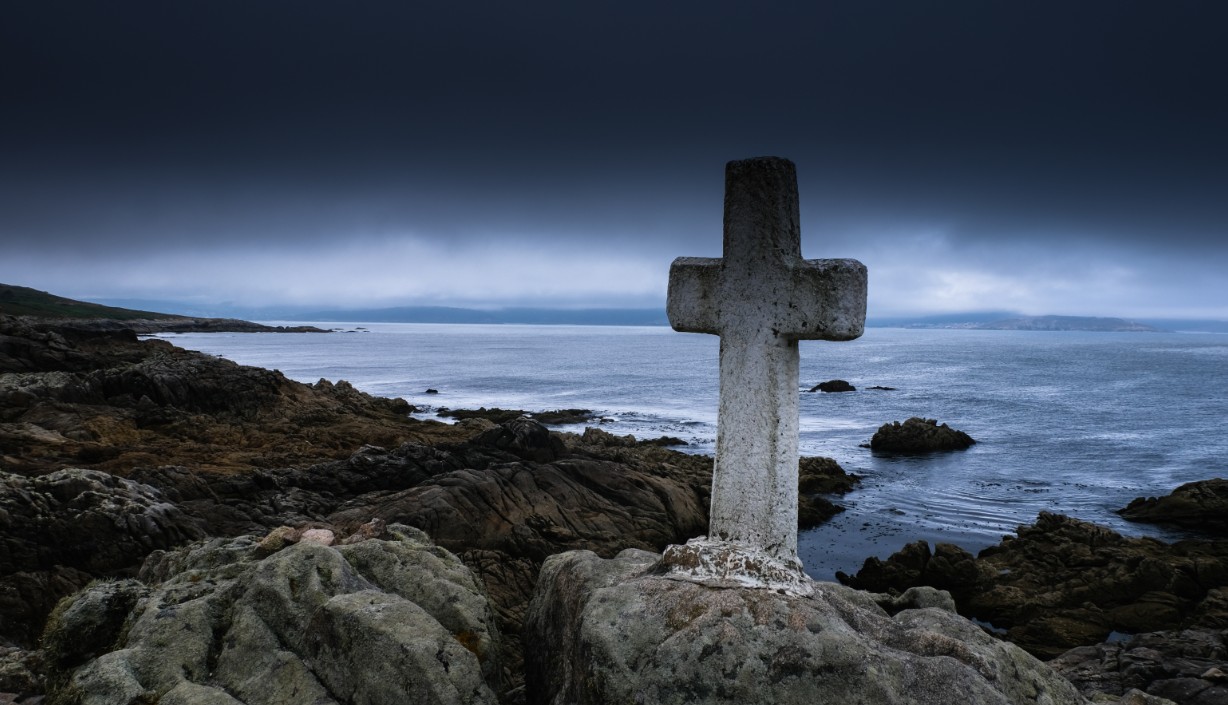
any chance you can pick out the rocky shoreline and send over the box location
[2,314,1224,704]
[16,315,330,335]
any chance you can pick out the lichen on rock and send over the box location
[43,527,501,705]
[524,548,1084,705]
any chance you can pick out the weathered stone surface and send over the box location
[0,468,202,646]
[667,156,867,571]
[0,644,44,696]
[1119,479,1228,535]
[44,528,500,705]
[524,548,1084,705]
[1051,629,1228,705]
[808,379,856,392]
[870,416,976,452]
[838,513,1228,658]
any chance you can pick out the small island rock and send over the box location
[808,379,856,393]
[870,417,976,452]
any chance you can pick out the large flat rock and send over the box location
[524,548,1085,705]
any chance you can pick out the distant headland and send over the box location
[0,283,327,333]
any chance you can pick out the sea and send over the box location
[159,324,1228,582]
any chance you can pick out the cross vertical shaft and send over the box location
[666,157,867,583]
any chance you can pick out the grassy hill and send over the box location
[0,284,185,320]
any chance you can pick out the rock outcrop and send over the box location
[43,526,501,705]
[1119,479,1228,535]
[1051,629,1228,705]
[524,548,1085,705]
[0,315,463,477]
[798,455,860,528]
[838,513,1228,658]
[0,316,723,696]
[869,416,976,452]
[0,468,204,646]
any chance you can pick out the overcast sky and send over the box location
[2,1,1225,318]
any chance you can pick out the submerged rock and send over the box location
[870,416,976,452]
[43,527,501,705]
[1119,479,1228,535]
[524,548,1084,705]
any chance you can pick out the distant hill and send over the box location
[285,306,670,326]
[0,283,185,320]
[972,315,1163,332]
[90,299,672,326]
[868,312,1170,332]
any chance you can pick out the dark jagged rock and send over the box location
[868,385,897,391]
[1050,629,1228,705]
[808,379,855,392]
[0,468,204,647]
[437,407,594,425]
[797,456,860,529]
[0,314,454,477]
[869,417,976,452]
[1119,479,1228,535]
[838,512,1228,659]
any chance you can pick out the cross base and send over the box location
[656,537,815,597]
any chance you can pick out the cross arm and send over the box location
[783,258,868,341]
[667,257,722,334]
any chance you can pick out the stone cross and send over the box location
[664,156,866,589]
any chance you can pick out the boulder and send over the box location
[43,526,501,705]
[870,417,976,452]
[1050,629,1228,705]
[808,379,855,392]
[838,513,1228,658]
[1119,479,1228,535]
[0,468,204,646]
[524,548,1085,705]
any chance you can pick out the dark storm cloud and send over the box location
[1,1,1225,313]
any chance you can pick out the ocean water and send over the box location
[161,324,1228,581]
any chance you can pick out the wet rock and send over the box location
[797,456,860,529]
[437,407,593,425]
[44,529,500,705]
[524,548,1084,705]
[870,417,976,452]
[472,416,565,462]
[808,379,855,392]
[1050,628,1228,705]
[1119,479,1228,535]
[838,513,1228,658]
